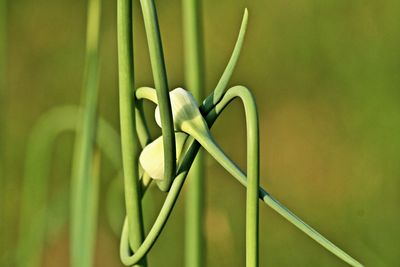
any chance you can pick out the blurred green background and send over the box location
[1,0,399,266]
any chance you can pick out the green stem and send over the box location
[135,100,152,147]
[117,0,147,266]
[139,0,176,192]
[182,0,205,265]
[201,9,248,113]
[189,87,259,267]
[120,148,197,266]
[133,86,363,267]
[70,0,102,265]
[205,86,363,267]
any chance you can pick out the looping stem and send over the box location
[17,105,122,267]
[125,86,363,267]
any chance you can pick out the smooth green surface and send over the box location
[70,0,102,265]
[206,86,362,267]
[140,0,176,192]
[131,87,360,266]
[201,9,248,113]
[182,0,205,266]
[117,0,147,266]
[186,88,260,266]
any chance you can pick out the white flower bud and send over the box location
[139,132,188,180]
[155,88,209,136]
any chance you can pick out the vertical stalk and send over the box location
[117,0,147,266]
[70,0,101,266]
[139,0,176,192]
[182,0,205,266]
[243,93,259,267]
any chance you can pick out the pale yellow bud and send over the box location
[155,88,209,136]
[139,132,188,180]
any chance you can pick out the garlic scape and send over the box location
[155,88,209,137]
[139,132,189,180]
[141,88,241,183]
[136,87,363,267]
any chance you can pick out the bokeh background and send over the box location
[1,0,399,266]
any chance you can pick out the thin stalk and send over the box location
[70,0,101,265]
[132,86,363,267]
[182,0,205,266]
[135,100,152,147]
[117,0,147,266]
[123,88,260,266]
[205,86,363,267]
[106,171,152,236]
[201,9,248,113]
[188,88,259,267]
[139,0,176,192]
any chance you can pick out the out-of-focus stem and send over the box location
[182,0,205,266]
[70,0,101,265]
[16,105,130,267]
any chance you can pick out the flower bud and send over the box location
[139,132,188,180]
[155,88,209,136]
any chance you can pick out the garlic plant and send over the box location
[14,0,364,266]
[117,0,364,265]
[133,86,363,267]
[8,0,365,265]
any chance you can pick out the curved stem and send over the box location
[140,0,175,192]
[136,86,158,104]
[17,105,122,267]
[206,86,363,267]
[15,72,153,267]
[189,86,259,266]
[18,107,79,267]
[201,9,248,114]
[106,171,153,237]
[136,99,152,147]
[117,0,147,265]
[120,143,201,266]
[128,86,363,267]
